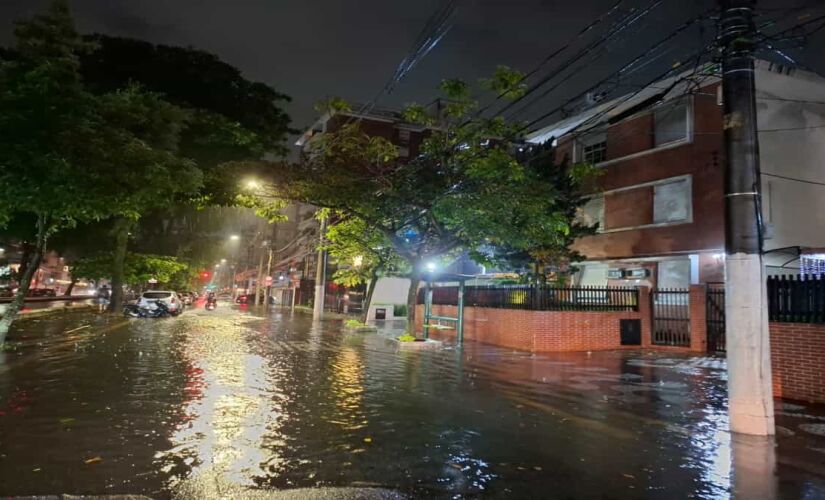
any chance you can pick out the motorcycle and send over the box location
[205,299,217,311]
[123,300,172,318]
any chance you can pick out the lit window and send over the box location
[654,99,689,146]
[653,178,691,223]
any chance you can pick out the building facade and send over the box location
[527,61,825,289]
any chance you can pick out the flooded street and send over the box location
[1,305,824,499]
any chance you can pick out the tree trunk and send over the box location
[16,241,33,283]
[108,217,132,313]
[406,271,421,336]
[63,277,77,296]
[0,214,49,345]
[361,269,379,324]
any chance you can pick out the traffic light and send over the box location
[201,271,211,279]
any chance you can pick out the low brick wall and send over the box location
[770,322,825,404]
[416,302,649,353]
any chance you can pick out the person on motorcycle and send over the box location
[206,292,217,309]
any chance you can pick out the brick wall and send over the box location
[416,288,653,352]
[770,322,825,404]
[417,304,642,352]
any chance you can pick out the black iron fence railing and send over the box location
[768,274,825,323]
[417,285,639,312]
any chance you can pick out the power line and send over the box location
[473,0,628,117]
[762,172,825,187]
[520,12,713,133]
[495,0,667,120]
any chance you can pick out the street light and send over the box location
[245,179,261,190]
[221,259,227,264]
[425,261,438,272]
[229,235,240,241]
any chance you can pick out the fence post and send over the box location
[638,286,653,348]
[689,284,708,353]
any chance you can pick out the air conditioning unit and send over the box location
[607,268,625,279]
[625,268,650,279]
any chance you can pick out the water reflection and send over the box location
[157,314,285,492]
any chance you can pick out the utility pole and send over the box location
[312,216,327,320]
[264,246,273,307]
[719,0,774,436]
[255,240,267,306]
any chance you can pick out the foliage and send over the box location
[397,334,417,342]
[393,304,408,318]
[324,215,405,288]
[79,34,293,206]
[71,253,190,288]
[345,319,367,328]
[0,0,109,230]
[257,67,594,325]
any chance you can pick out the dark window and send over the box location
[582,141,607,164]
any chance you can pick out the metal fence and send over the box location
[706,283,726,352]
[768,274,825,323]
[417,285,638,312]
[651,288,691,347]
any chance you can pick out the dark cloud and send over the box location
[1,0,823,147]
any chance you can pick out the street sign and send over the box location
[148,278,158,284]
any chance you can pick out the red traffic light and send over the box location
[201,272,210,278]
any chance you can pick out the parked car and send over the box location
[27,288,56,297]
[235,293,254,304]
[138,291,183,315]
[0,288,13,298]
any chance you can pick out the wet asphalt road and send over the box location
[0,302,824,499]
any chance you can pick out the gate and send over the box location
[706,284,726,353]
[651,288,691,346]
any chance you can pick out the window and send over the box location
[657,259,691,289]
[654,99,689,146]
[578,132,607,164]
[583,141,607,164]
[398,129,411,146]
[577,195,605,230]
[653,178,691,223]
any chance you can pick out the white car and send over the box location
[138,291,183,315]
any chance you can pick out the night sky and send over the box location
[2,0,824,147]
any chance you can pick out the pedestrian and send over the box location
[96,285,111,313]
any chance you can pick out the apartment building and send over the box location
[527,60,825,288]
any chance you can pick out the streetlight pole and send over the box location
[719,0,774,436]
[312,216,327,320]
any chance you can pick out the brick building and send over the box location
[527,61,825,288]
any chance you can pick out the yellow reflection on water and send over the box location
[156,315,285,492]
[329,347,367,431]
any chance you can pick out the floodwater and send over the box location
[0,304,824,499]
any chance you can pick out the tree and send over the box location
[89,85,202,312]
[469,140,601,284]
[323,214,406,323]
[78,36,293,309]
[71,253,190,291]
[0,0,113,342]
[260,69,595,332]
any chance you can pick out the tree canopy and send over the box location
[255,70,599,329]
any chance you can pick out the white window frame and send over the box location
[653,177,692,224]
[653,97,692,148]
[596,174,693,233]
[573,131,607,164]
[595,96,694,168]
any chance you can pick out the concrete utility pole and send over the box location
[255,240,267,306]
[719,0,775,436]
[312,216,327,320]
